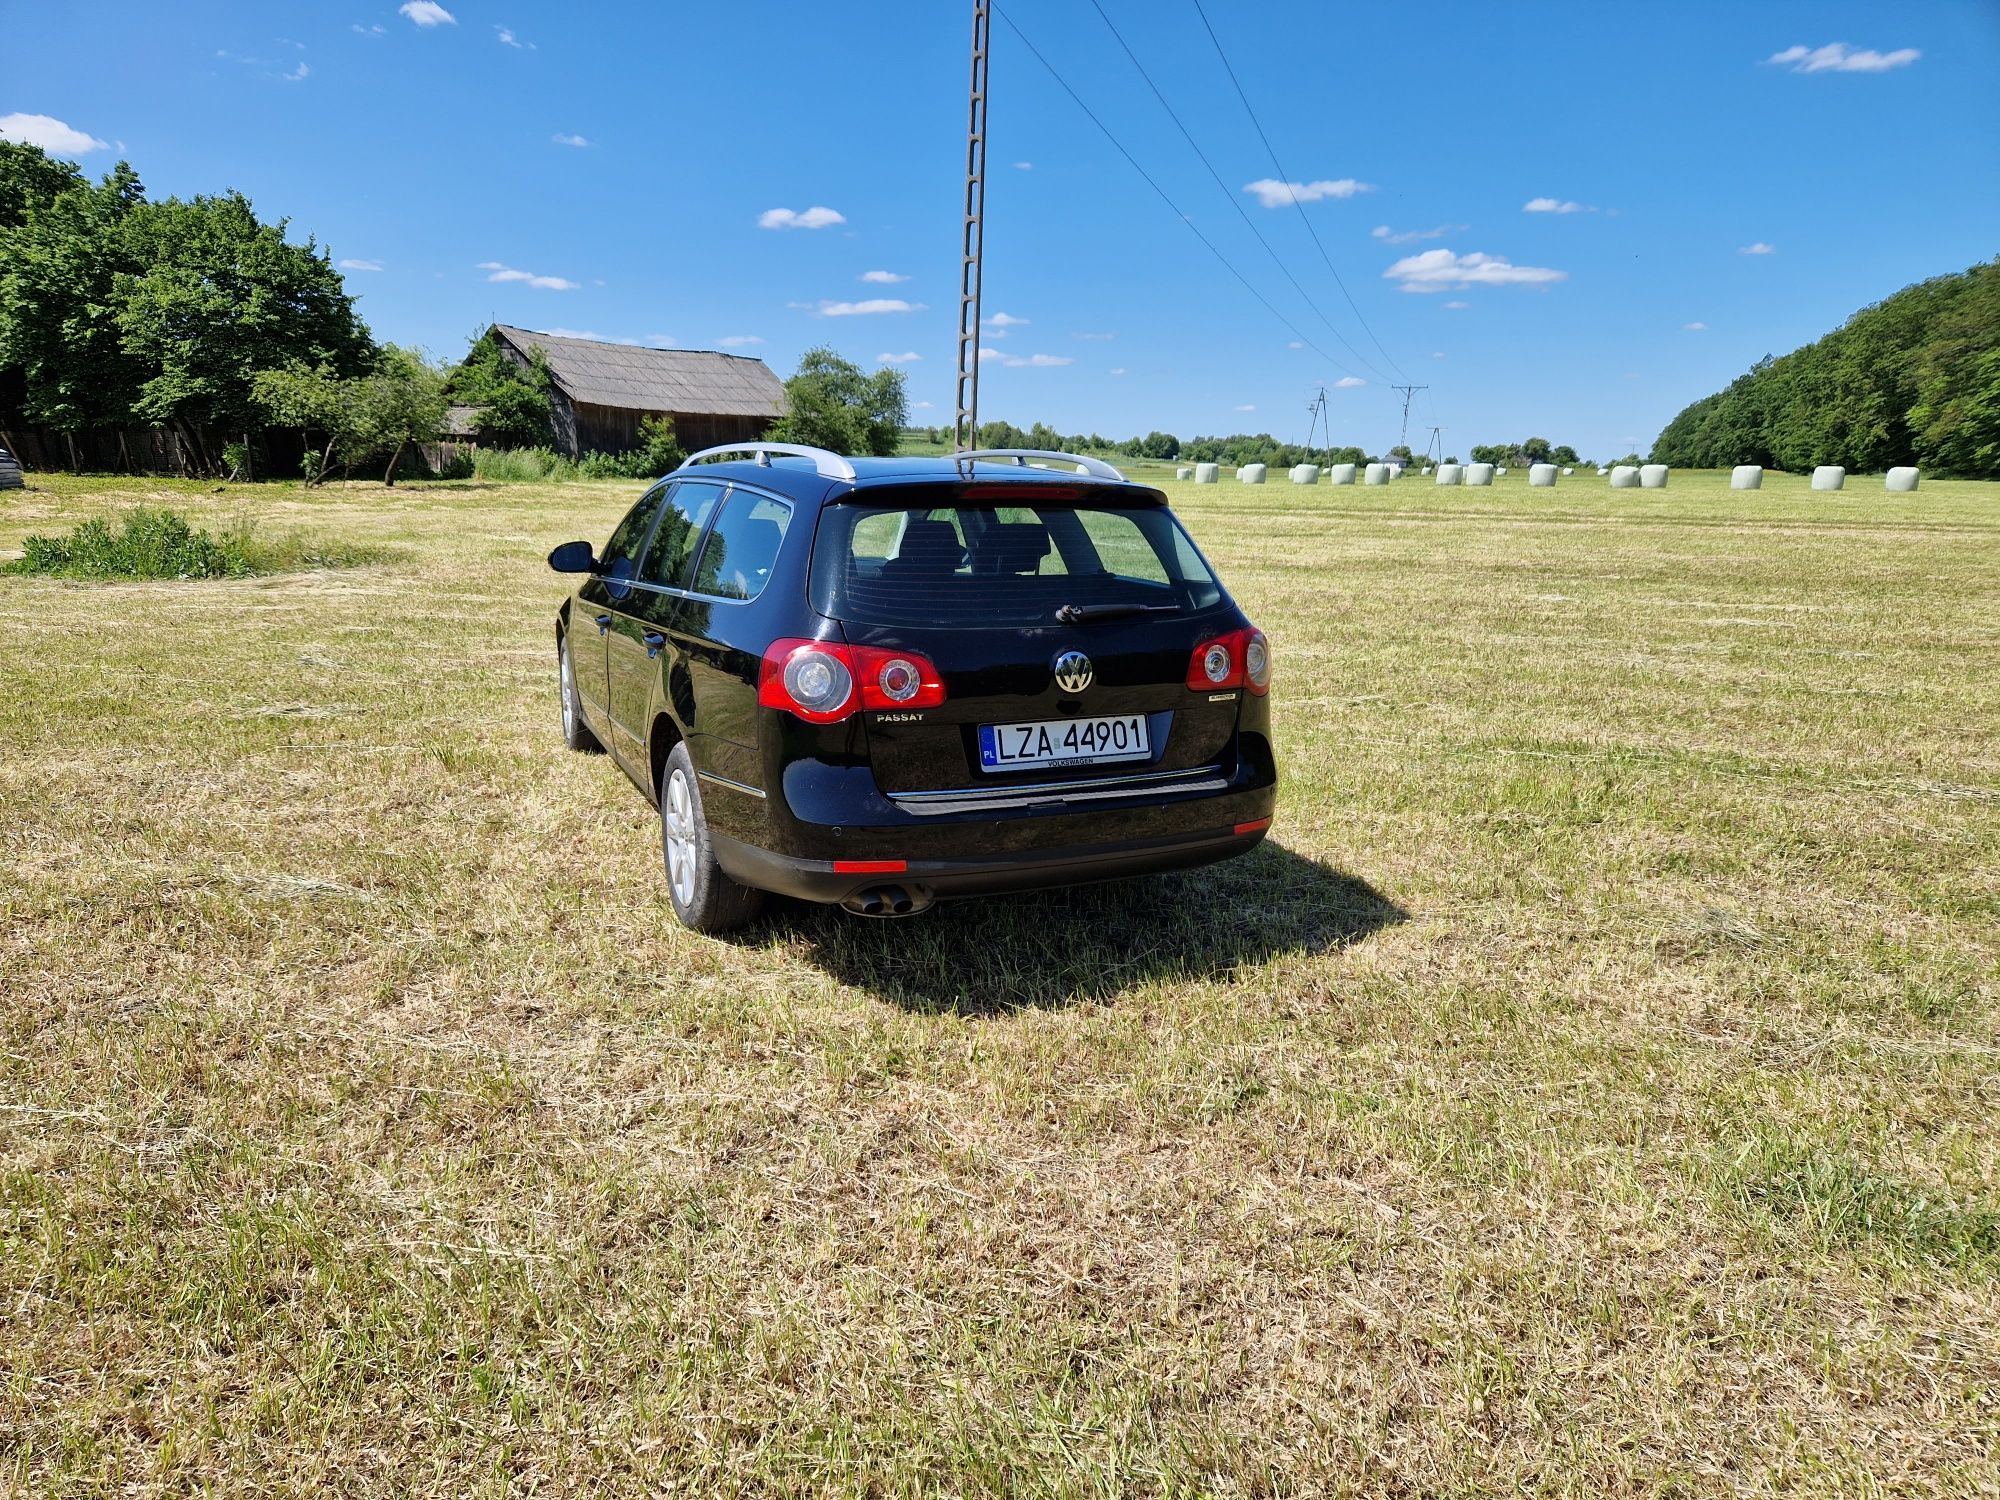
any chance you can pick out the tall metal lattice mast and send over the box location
[1389,383,1428,457]
[952,0,990,452]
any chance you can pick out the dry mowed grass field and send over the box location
[3,467,1998,1496]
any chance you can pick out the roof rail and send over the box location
[678,442,857,482]
[954,448,1127,482]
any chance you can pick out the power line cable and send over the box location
[1082,0,1390,385]
[1190,0,1409,384]
[992,5,1361,380]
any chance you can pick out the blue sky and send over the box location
[5,0,1998,459]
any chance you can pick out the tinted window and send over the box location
[692,490,793,601]
[811,500,1222,627]
[600,482,672,599]
[638,481,723,589]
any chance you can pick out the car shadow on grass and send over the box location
[771,842,1405,1013]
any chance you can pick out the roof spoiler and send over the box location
[953,449,1127,481]
[678,443,857,481]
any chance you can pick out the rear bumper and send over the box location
[713,817,1271,906]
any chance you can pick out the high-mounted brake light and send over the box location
[1186,626,1271,695]
[759,639,946,723]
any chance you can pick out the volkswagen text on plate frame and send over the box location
[547,445,1278,931]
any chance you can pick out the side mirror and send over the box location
[547,539,597,574]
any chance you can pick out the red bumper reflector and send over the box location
[833,859,907,874]
[1234,818,1272,836]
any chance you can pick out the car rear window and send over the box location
[811,498,1224,627]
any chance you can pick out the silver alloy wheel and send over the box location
[663,767,698,907]
[560,639,577,738]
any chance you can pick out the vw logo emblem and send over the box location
[1053,650,1093,694]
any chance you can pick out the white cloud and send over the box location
[1740,241,1776,255]
[1014,161,1033,170]
[714,335,763,348]
[1071,331,1115,341]
[353,23,386,35]
[877,351,922,364]
[1244,177,1371,207]
[758,205,845,230]
[1767,42,1919,74]
[978,350,1073,368]
[913,400,935,410]
[399,1,456,26]
[338,257,383,272]
[859,270,908,284]
[544,328,642,345]
[1286,340,1304,349]
[816,298,923,317]
[0,113,108,154]
[496,26,533,48]
[1372,222,1461,245]
[476,260,578,291]
[1523,197,1589,214]
[1109,367,1127,376]
[1683,321,1708,331]
[1233,404,1256,412]
[645,334,678,347]
[1334,376,1366,388]
[1384,248,1567,293]
[1443,299,1470,309]
[1432,351,1447,359]
[283,62,310,82]
[552,132,588,147]
[983,311,1030,327]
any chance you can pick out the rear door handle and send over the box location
[594,614,611,635]
[643,631,666,659]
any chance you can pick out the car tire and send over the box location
[659,742,764,934]
[559,630,604,753]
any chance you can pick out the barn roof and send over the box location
[491,325,786,419]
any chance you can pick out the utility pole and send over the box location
[1389,383,1428,457]
[1425,425,1444,464]
[952,0,991,453]
[1304,384,1329,465]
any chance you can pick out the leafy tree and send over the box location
[770,346,906,456]
[446,331,554,446]
[0,156,149,452]
[1551,444,1580,467]
[115,192,371,460]
[1387,444,1413,465]
[251,363,358,484]
[351,345,448,486]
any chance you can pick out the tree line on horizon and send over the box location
[1652,259,1999,477]
[908,422,1607,471]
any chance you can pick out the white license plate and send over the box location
[978,714,1150,771]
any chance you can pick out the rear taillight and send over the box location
[759,638,946,723]
[1187,626,1270,695]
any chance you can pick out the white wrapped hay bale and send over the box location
[1495,466,1509,476]
[1609,465,1639,488]
[1561,466,1573,475]
[1731,465,1762,490]
[1596,467,1608,475]
[1364,462,1391,485]
[1175,467,1192,480]
[1811,465,1845,491]
[1193,462,1220,484]
[1421,465,1432,475]
[1289,464,1320,484]
[1886,466,1919,492]
[1435,463,1463,485]
[1529,463,1557,487]
[1238,463,1267,484]
[1465,462,1494,486]
[1389,463,1404,478]
[1639,464,1669,488]
[1327,462,1356,485]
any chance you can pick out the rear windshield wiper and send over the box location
[1055,602,1179,624]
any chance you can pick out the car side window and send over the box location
[638,481,723,590]
[692,490,793,601]
[599,482,672,600]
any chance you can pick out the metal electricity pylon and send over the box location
[952,0,991,452]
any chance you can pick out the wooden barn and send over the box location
[477,324,787,455]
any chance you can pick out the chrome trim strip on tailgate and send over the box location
[888,764,1228,816]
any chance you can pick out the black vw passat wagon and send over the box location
[549,444,1276,932]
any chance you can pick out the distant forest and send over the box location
[1653,259,2000,476]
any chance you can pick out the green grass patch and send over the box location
[6,506,386,579]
